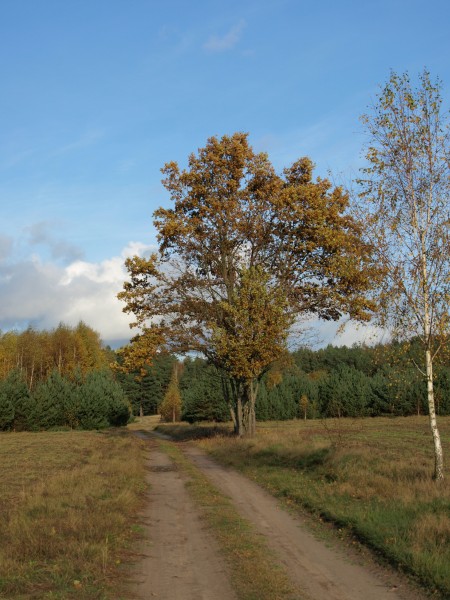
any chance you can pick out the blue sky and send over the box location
[1,0,449,345]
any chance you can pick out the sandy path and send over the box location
[130,437,236,600]
[182,443,428,600]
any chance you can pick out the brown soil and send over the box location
[130,432,429,600]
[130,436,237,600]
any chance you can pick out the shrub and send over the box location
[0,383,15,430]
[0,370,32,431]
[75,370,130,429]
[29,370,76,430]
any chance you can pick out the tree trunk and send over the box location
[229,379,258,437]
[234,394,244,436]
[29,360,35,391]
[242,380,257,437]
[227,379,245,436]
[421,239,444,481]
[426,349,444,480]
[246,402,256,437]
[229,405,237,431]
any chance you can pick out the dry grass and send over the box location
[0,429,147,599]
[126,414,161,432]
[160,416,450,597]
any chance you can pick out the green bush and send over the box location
[29,370,76,429]
[75,370,130,429]
[319,366,371,418]
[0,370,32,431]
[0,380,15,430]
[181,359,229,423]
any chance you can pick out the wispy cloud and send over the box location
[313,318,386,348]
[117,158,136,174]
[0,235,13,261]
[0,129,105,173]
[50,129,104,158]
[0,147,37,171]
[203,19,246,53]
[25,221,84,263]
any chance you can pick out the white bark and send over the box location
[425,349,444,480]
[422,242,444,480]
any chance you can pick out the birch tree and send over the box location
[360,70,450,480]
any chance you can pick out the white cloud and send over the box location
[313,318,386,348]
[203,20,246,53]
[0,241,155,346]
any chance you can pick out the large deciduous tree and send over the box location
[359,70,450,480]
[119,132,377,436]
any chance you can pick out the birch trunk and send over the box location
[425,349,444,480]
[29,360,35,391]
[422,238,444,481]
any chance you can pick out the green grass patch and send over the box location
[0,429,147,599]
[160,416,450,598]
[155,437,302,600]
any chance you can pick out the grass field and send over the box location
[158,416,450,598]
[3,416,449,598]
[0,429,146,600]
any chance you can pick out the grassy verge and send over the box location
[158,416,450,598]
[154,436,301,600]
[0,429,147,600]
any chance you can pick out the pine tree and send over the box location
[0,380,15,430]
[3,370,31,431]
[75,370,130,429]
[180,359,229,423]
[30,370,75,430]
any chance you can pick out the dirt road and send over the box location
[131,437,236,600]
[131,433,428,600]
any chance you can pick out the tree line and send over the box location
[120,340,450,423]
[0,322,111,389]
[0,368,130,431]
[0,323,129,431]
